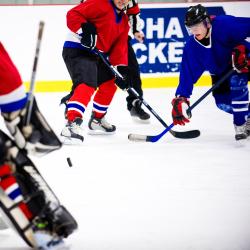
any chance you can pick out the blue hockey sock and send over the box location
[230,73,249,126]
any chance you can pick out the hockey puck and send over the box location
[67,157,73,167]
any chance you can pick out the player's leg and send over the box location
[61,48,97,144]
[212,72,249,141]
[230,73,249,140]
[61,83,95,143]
[88,79,117,134]
[0,130,77,248]
[246,103,250,136]
[126,41,150,122]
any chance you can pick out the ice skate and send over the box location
[246,118,250,137]
[61,118,84,144]
[234,123,247,141]
[88,112,116,135]
[130,99,150,123]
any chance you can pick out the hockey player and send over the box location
[60,0,131,144]
[171,4,250,141]
[125,0,150,122]
[0,42,77,248]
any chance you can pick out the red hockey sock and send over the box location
[93,79,117,118]
[66,84,95,122]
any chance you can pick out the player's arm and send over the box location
[172,46,204,126]
[127,0,144,42]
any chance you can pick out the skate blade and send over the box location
[235,138,248,147]
[88,130,115,135]
[131,116,150,124]
[61,136,84,145]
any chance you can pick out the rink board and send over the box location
[0,2,249,92]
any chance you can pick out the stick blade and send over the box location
[173,129,200,139]
[128,133,148,142]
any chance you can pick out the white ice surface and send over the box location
[0,87,250,250]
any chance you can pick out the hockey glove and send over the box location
[2,97,61,155]
[232,45,249,73]
[115,66,131,90]
[171,96,191,126]
[81,22,97,50]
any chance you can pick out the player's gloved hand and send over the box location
[232,44,249,73]
[171,96,191,125]
[115,66,131,90]
[2,97,61,155]
[80,22,97,50]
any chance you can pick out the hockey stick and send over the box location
[93,49,200,140]
[129,68,236,142]
[25,21,45,126]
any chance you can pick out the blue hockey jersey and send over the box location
[176,15,250,98]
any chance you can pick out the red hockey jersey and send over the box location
[64,0,129,66]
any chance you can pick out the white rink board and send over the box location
[0,2,249,82]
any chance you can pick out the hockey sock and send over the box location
[230,73,249,126]
[92,79,117,118]
[66,83,95,122]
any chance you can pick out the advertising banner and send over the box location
[132,6,226,74]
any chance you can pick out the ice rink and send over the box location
[0,87,250,250]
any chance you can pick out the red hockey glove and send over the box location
[171,97,191,126]
[81,22,97,50]
[232,45,249,73]
[115,66,131,90]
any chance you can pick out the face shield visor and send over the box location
[185,18,210,36]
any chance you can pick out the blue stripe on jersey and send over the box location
[64,41,83,49]
[63,42,109,60]
[93,103,108,112]
[67,102,86,113]
[0,96,27,113]
[8,188,22,201]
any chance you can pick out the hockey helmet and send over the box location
[185,4,209,27]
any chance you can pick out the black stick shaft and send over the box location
[94,49,171,129]
[25,21,45,126]
[187,69,235,113]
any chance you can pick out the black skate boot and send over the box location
[130,99,150,122]
[246,118,250,137]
